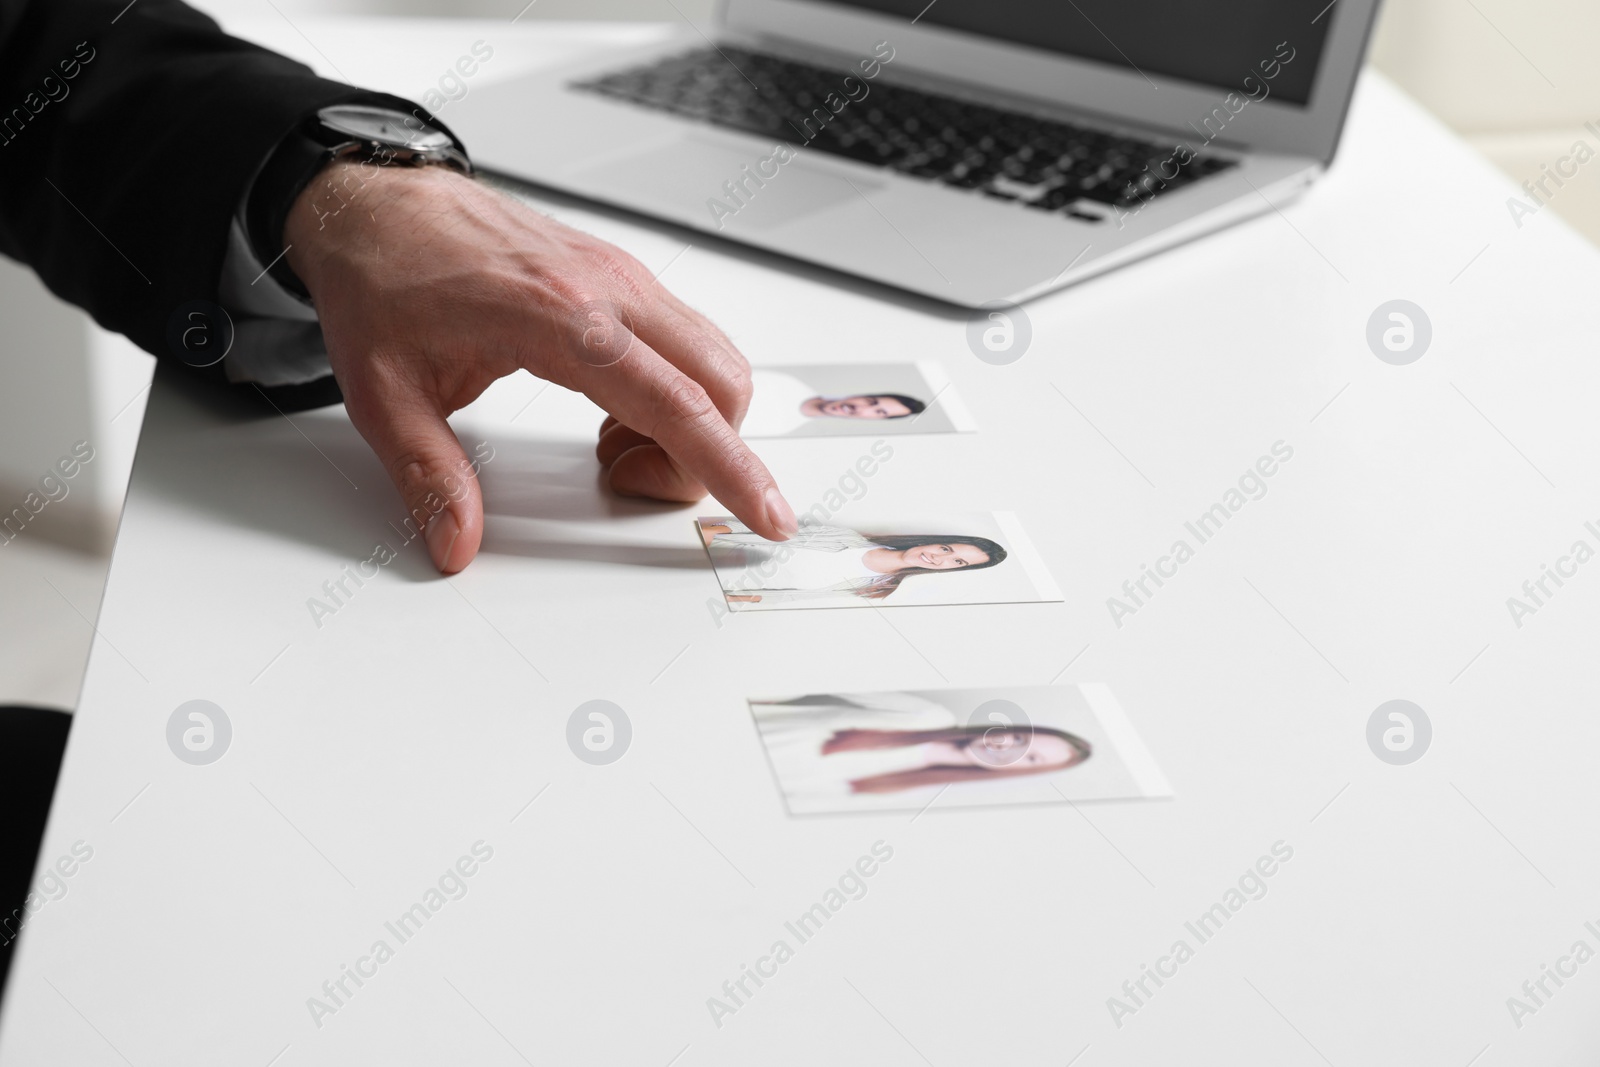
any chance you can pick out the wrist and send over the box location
[251,104,471,299]
[283,159,458,297]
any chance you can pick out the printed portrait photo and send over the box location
[748,685,1171,815]
[741,361,975,438]
[697,511,1061,610]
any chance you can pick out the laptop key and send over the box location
[574,46,1235,213]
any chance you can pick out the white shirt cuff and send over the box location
[216,215,334,388]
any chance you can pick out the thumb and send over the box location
[347,391,484,575]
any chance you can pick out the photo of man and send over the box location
[740,362,974,438]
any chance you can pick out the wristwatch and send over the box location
[244,103,472,299]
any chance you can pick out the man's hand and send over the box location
[284,159,797,574]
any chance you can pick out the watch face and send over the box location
[318,104,454,152]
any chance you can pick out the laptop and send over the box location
[447,0,1381,307]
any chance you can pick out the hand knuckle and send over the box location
[719,347,753,401]
[659,377,716,427]
[588,248,648,295]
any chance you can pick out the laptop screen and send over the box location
[810,0,1336,106]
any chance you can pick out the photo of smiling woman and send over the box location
[749,688,1172,815]
[820,722,1091,793]
[699,518,1006,607]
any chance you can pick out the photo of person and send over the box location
[741,362,975,438]
[748,686,1171,814]
[697,511,1061,610]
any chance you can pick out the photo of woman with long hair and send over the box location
[819,722,1092,793]
[750,690,1115,813]
[699,517,1009,606]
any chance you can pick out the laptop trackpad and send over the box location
[578,136,875,232]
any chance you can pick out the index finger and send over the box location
[629,290,755,430]
[562,327,797,541]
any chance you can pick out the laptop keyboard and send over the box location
[574,46,1235,217]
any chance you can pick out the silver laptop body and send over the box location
[448,0,1382,307]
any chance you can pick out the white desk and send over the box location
[5,19,1600,1067]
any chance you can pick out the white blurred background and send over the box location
[3,0,1597,709]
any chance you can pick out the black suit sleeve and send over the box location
[0,0,417,362]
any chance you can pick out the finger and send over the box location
[653,289,746,384]
[341,377,484,574]
[596,422,705,501]
[562,330,796,541]
[595,418,653,467]
[585,244,753,428]
[618,289,753,429]
[606,442,706,503]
